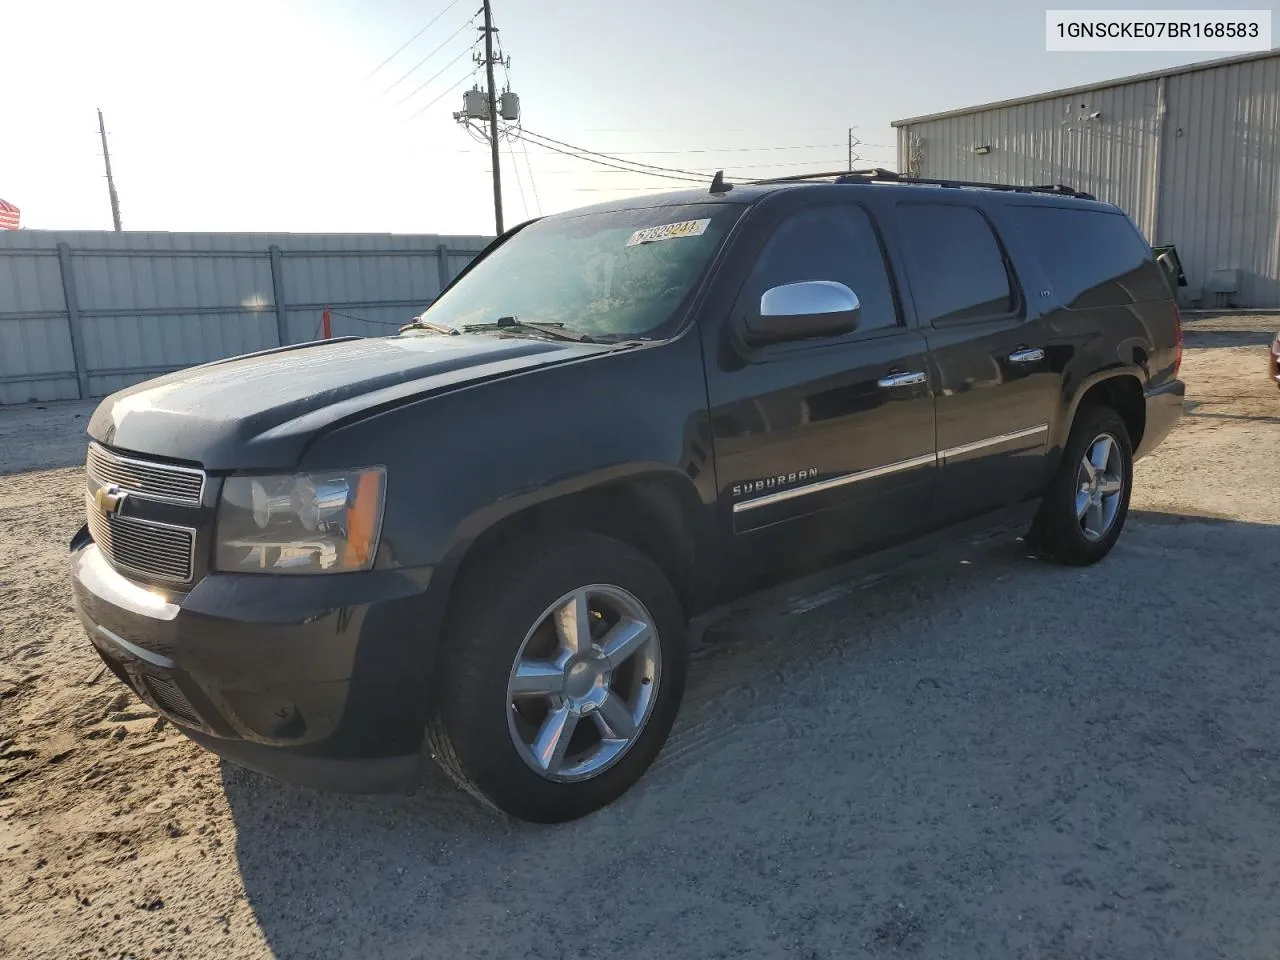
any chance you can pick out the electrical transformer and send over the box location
[500,90,521,121]
[462,87,489,120]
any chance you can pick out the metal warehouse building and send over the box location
[893,50,1280,308]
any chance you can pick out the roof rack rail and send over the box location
[749,168,894,184]
[838,170,1096,199]
[751,167,1095,200]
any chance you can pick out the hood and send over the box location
[88,334,607,469]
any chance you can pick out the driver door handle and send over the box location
[1008,347,1045,364]
[877,370,928,389]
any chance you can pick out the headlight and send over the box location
[215,467,386,574]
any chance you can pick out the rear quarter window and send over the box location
[1009,206,1169,308]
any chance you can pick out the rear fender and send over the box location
[1047,364,1145,474]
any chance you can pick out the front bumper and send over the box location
[1134,378,1185,460]
[70,529,437,793]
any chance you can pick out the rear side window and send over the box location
[896,204,1015,323]
[737,204,899,333]
[1010,206,1165,308]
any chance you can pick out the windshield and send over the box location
[418,203,743,341]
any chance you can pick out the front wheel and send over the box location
[1029,405,1134,565]
[426,531,687,822]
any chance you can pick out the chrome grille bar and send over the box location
[85,493,196,583]
[87,443,205,505]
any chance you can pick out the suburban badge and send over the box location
[732,468,819,498]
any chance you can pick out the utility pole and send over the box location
[481,0,503,235]
[847,128,862,170]
[98,108,122,232]
[453,1,519,236]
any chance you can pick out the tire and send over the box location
[1029,404,1133,566]
[425,530,687,822]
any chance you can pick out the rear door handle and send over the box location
[1008,347,1045,364]
[877,371,928,389]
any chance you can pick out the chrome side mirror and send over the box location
[740,280,861,346]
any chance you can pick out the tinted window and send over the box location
[897,204,1014,323]
[1010,206,1163,308]
[738,204,899,333]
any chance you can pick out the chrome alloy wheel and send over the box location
[1076,432,1125,542]
[505,585,662,782]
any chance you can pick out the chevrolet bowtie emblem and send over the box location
[95,484,128,515]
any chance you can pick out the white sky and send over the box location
[2,0,1274,236]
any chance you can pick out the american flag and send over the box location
[0,199,19,230]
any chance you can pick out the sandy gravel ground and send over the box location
[1,314,1278,959]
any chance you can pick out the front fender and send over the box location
[441,460,702,555]
[298,334,716,572]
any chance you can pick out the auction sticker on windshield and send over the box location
[626,218,711,246]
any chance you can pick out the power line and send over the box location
[499,42,540,218]
[568,143,851,154]
[592,142,898,153]
[516,127,867,184]
[364,0,468,80]
[506,136,528,220]
[514,134,706,183]
[580,126,863,132]
[500,142,898,155]
[465,157,882,173]
[449,142,896,158]
[384,15,477,94]
[573,188,691,195]
[405,67,482,121]
[517,128,710,179]
[398,44,478,107]
[518,135,542,216]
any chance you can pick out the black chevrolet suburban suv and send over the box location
[71,171,1185,822]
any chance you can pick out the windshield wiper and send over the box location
[461,316,596,343]
[399,317,459,336]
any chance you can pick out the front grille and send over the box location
[139,674,200,727]
[86,494,196,583]
[87,443,204,505]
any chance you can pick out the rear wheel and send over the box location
[426,530,686,822]
[1029,405,1133,565]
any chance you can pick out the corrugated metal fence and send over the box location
[0,229,491,404]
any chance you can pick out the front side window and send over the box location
[420,203,743,341]
[897,203,1015,323]
[736,204,900,333]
